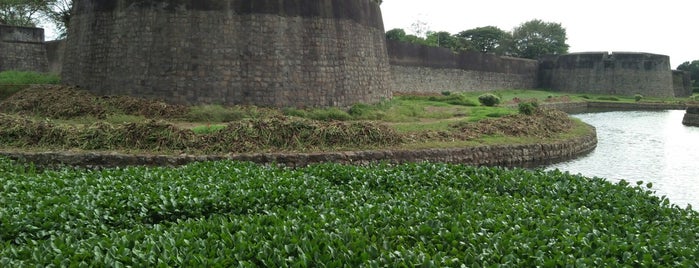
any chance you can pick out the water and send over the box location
[547,110,699,209]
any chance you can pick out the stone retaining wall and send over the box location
[1,126,597,169]
[683,107,699,127]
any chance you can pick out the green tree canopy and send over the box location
[677,60,699,87]
[0,0,50,27]
[425,31,465,51]
[385,28,407,41]
[457,26,511,55]
[510,19,569,59]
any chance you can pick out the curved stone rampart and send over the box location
[683,107,699,127]
[541,52,674,97]
[62,0,391,107]
[0,125,597,168]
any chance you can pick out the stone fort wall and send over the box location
[0,25,48,73]
[387,40,539,93]
[62,0,392,107]
[540,52,678,97]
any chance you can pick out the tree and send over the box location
[425,31,465,51]
[0,0,50,27]
[510,19,569,59]
[677,60,699,87]
[43,0,72,37]
[457,26,511,55]
[409,19,430,38]
[385,28,407,41]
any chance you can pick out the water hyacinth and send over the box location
[0,157,697,266]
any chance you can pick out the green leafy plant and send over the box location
[635,94,644,102]
[0,158,697,266]
[518,101,539,115]
[478,93,501,107]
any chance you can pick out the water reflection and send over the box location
[547,110,699,209]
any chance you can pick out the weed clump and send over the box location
[478,93,501,107]
[518,101,539,115]
[451,108,573,139]
[203,116,403,153]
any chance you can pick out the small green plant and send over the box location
[634,94,644,102]
[441,91,451,96]
[579,95,590,99]
[518,101,539,115]
[478,93,501,107]
[192,124,226,134]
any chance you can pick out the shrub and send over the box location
[635,94,644,102]
[478,93,501,107]
[441,91,451,96]
[518,101,539,115]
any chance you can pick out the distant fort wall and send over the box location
[0,25,48,73]
[61,0,392,107]
[539,52,677,97]
[1,15,692,106]
[387,40,539,93]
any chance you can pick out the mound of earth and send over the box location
[0,85,188,119]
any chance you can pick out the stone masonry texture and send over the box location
[62,0,392,107]
[540,52,675,97]
[387,40,539,93]
[0,25,47,73]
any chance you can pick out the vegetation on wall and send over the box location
[386,19,569,59]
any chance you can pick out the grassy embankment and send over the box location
[3,70,697,154]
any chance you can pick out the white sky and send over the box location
[381,0,698,68]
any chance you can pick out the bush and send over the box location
[635,94,644,102]
[478,93,501,107]
[441,91,451,96]
[518,101,539,115]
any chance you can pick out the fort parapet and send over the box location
[61,0,392,107]
[387,40,539,93]
[540,52,678,97]
[0,25,48,73]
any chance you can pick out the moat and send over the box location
[547,109,699,209]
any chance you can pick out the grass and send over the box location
[3,85,695,155]
[0,70,61,101]
[191,124,226,134]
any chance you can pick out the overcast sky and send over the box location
[381,0,697,68]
